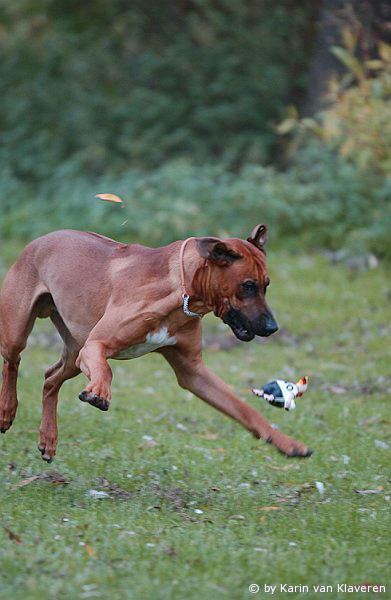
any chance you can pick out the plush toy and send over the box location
[252,376,309,411]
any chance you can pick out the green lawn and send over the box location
[0,249,390,599]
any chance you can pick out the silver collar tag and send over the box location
[182,293,202,318]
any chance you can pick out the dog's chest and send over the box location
[113,327,176,360]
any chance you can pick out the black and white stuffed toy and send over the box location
[252,376,309,411]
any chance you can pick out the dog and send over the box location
[0,225,312,462]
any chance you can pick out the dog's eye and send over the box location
[240,280,258,297]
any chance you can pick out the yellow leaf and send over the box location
[365,59,384,71]
[331,46,365,80]
[96,193,124,204]
[276,118,297,135]
[259,506,281,511]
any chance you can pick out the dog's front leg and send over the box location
[76,340,113,411]
[161,340,312,458]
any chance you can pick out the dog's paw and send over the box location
[79,391,110,411]
[0,405,17,433]
[287,446,313,458]
[38,431,57,462]
[269,431,312,458]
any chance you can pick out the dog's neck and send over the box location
[175,238,210,318]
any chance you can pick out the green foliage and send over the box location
[274,29,391,259]
[2,148,390,258]
[279,34,391,174]
[1,6,389,261]
[0,0,314,179]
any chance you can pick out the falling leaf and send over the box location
[3,526,22,543]
[85,544,97,558]
[96,193,123,204]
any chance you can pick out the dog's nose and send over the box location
[263,315,278,336]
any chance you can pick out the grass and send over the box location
[0,247,390,599]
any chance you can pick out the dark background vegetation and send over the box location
[1,0,390,257]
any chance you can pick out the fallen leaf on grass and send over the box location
[327,385,348,395]
[358,415,380,427]
[163,545,176,556]
[267,464,300,472]
[85,544,97,558]
[138,435,159,448]
[95,193,123,204]
[3,526,22,543]
[16,475,40,488]
[354,489,383,495]
[259,506,281,511]
[15,472,71,488]
[196,432,219,441]
[138,439,159,448]
[41,472,71,485]
[97,478,131,500]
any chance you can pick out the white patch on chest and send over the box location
[113,327,177,360]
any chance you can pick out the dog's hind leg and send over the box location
[38,312,81,462]
[38,349,80,462]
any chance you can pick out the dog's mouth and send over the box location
[222,308,255,342]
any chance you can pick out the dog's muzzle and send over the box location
[222,308,278,342]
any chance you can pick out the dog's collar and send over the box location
[179,237,203,318]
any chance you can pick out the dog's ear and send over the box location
[196,238,242,267]
[247,224,268,252]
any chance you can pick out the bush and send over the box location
[2,150,390,259]
[0,1,314,180]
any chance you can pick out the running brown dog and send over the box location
[0,226,312,462]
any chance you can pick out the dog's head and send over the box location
[193,225,278,341]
